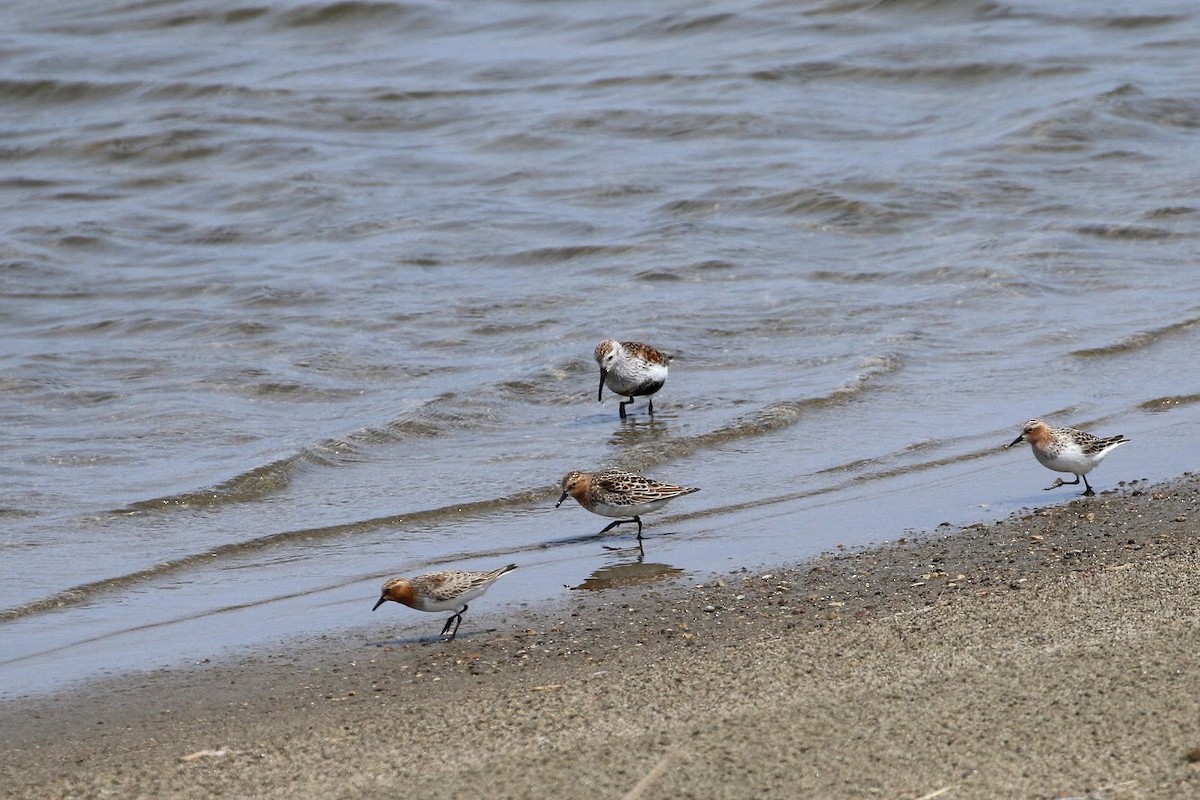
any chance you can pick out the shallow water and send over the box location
[3,0,1200,697]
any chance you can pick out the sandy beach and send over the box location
[3,475,1199,800]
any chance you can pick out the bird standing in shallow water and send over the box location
[556,469,699,539]
[594,339,671,419]
[1005,418,1128,496]
[372,564,517,640]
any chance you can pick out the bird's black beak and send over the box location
[555,491,568,508]
[372,596,387,611]
[597,368,607,402]
[1005,434,1024,449]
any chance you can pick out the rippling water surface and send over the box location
[3,0,1199,696]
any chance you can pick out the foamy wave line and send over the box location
[121,400,465,512]
[125,454,308,511]
[1072,315,1200,358]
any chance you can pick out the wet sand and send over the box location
[3,475,1199,799]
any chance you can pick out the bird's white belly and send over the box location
[414,588,486,613]
[1034,448,1091,474]
[592,498,670,518]
[606,363,667,396]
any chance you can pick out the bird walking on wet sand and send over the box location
[372,564,517,640]
[1005,418,1129,496]
[594,339,671,419]
[556,469,699,539]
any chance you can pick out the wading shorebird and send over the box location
[372,564,517,640]
[556,469,699,539]
[1005,418,1129,496]
[594,339,671,419]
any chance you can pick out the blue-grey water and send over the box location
[3,0,1199,698]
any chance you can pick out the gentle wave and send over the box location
[498,245,637,266]
[139,82,285,102]
[1072,315,1200,358]
[125,454,309,511]
[748,60,1049,87]
[660,430,1008,528]
[90,1,430,33]
[1139,394,1200,413]
[745,188,920,230]
[600,12,745,40]
[274,1,428,30]
[603,354,905,470]
[1105,88,1200,132]
[0,78,138,104]
[120,399,486,512]
[1074,224,1174,240]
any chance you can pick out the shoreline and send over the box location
[3,474,1199,798]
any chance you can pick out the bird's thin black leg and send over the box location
[599,518,639,534]
[1082,475,1095,496]
[441,605,468,639]
[619,397,632,418]
[647,396,654,415]
[1045,476,1081,491]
